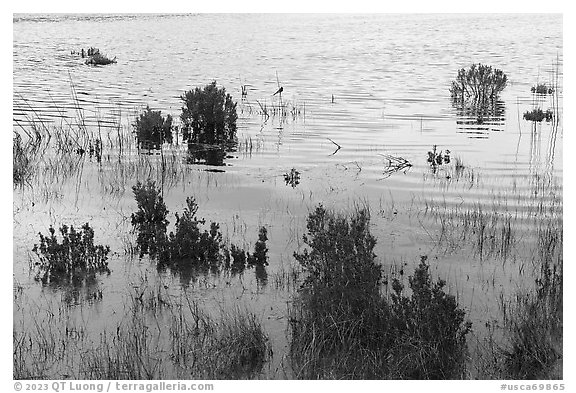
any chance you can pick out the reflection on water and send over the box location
[453,99,506,137]
[185,142,237,167]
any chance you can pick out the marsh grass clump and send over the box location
[450,63,508,103]
[205,307,272,379]
[501,259,563,379]
[32,223,110,285]
[290,206,471,379]
[134,106,174,148]
[180,81,238,145]
[523,108,554,122]
[131,180,169,259]
[15,283,271,379]
[13,133,34,185]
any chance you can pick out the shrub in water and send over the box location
[180,81,238,144]
[83,47,116,66]
[290,205,385,378]
[130,182,267,276]
[294,205,380,295]
[450,63,508,103]
[163,197,224,268]
[228,244,248,273]
[523,108,554,122]
[248,227,269,267]
[290,205,471,379]
[531,83,554,95]
[388,256,472,379]
[32,223,110,285]
[131,180,169,259]
[134,106,174,147]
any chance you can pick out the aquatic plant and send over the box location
[129,183,266,274]
[427,145,451,174]
[531,83,554,95]
[180,81,238,144]
[247,226,269,267]
[523,108,554,122]
[290,205,471,379]
[130,180,169,259]
[83,47,116,66]
[283,168,301,188]
[388,256,472,379]
[293,205,380,292]
[14,285,271,380]
[227,244,248,273]
[162,197,224,268]
[224,227,269,275]
[32,223,110,285]
[13,133,33,185]
[450,63,508,103]
[134,106,174,148]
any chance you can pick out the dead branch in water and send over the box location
[379,154,412,179]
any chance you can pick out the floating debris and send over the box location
[379,154,412,179]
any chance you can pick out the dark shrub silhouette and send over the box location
[180,81,238,144]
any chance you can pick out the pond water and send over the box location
[13,13,562,379]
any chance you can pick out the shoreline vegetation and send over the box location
[13,62,562,380]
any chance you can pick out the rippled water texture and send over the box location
[13,14,563,379]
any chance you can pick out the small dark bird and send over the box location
[273,86,283,96]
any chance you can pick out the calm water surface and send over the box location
[13,13,563,379]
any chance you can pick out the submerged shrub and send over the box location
[388,257,472,379]
[134,106,173,146]
[450,63,507,103]
[130,181,268,277]
[83,47,116,65]
[531,83,554,95]
[294,205,380,295]
[163,197,223,268]
[290,205,471,379]
[131,180,169,259]
[248,227,269,267]
[225,227,269,275]
[180,81,238,144]
[427,145,451,174]
[32,223,110,285]
[523,108,554,122]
